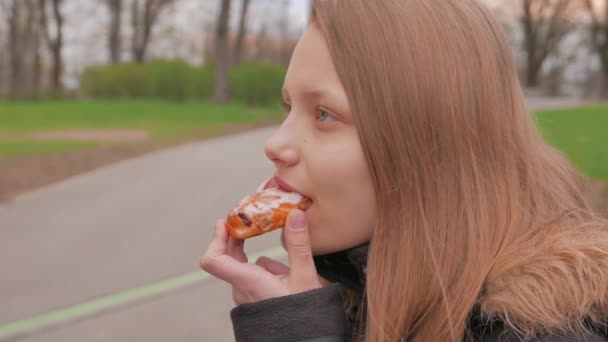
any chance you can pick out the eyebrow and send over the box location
[281,87,339,102]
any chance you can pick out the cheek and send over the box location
[306,135,376,254]
[309,192,375,255]
[309,132,369,195]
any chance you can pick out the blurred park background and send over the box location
[0,0,607,203]
[0,0,607,341]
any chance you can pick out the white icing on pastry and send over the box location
[231,187,303,217]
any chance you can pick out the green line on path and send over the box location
[0,246,286,340]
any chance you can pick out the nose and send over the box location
[264,119,299,168]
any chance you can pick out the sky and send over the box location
[3,0,603,89]
[57,0,312,87]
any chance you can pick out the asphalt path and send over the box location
[0,127,280,341]
[0,95,592,341]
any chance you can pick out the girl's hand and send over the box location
[200,210,322,305]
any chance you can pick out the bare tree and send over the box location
[585,0,608,97]
[22,0,43,94]
[2,0,51,98]
[203,17,215,63]
[278,0,290,66]
[30,3,42,94]
[39,0,65,92]
[249,11,298,65]
[104,0,122,64]
[130,0,174,63]
[0,5,7,97]
[543,33,585,96]
[520,0,581,87]
[233,0,250,65]
[8,0,23,96]
[3,0,42,97]
[253,22,268,61]
[213,0,231,103]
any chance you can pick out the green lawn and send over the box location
[0,100,606,182]
[535,103,608,181]
[0,140,98,158]
[0,99,283,158]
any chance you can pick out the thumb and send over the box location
[284,209,319,290]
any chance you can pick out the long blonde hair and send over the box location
[312,1,608,341]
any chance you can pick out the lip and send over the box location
[274,176,305,196]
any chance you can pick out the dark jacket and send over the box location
[230,244,608,342]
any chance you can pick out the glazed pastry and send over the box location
[225,179,313,239]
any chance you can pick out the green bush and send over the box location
[230,63,285,106]
[80,60,286,104]
[142,60,195,101]
[190,64,214,100]
[81,63,147,98]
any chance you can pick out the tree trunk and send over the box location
[212,0,231,103]
[51,43,62,91]
[590,0,608,98]
[279,0,290,66]
[39,0,64,92]
[234,0,250,65]
[138,0,154,63]
[520,0,576,89]
[522,0,540,87]
[7,0,43,97]
[8,0,24,97]
[108,0,122,64]
[24,0,41,95]
[131,0,172,63]
[33,27,41,93]
[50,0,63,91]
[253,23,267,61]
[131,0,147,63]
[526,48,540,87]
[131,0,142,62]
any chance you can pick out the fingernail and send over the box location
[288,211,306,231]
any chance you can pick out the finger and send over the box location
[199,219,230,271]
[201,253,258,285]
[283,210,319,289]
[201,219,229,259]
[200,220,257,284]
[255,256,289,275]
[227,237,248,263]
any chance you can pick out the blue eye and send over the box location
[317,109,336,123]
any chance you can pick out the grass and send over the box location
[0,100,606,183]
[0,99,284,158]
[0,140,98,158]
[535,103,608,182]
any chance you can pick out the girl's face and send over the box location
[265,24,376,255]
